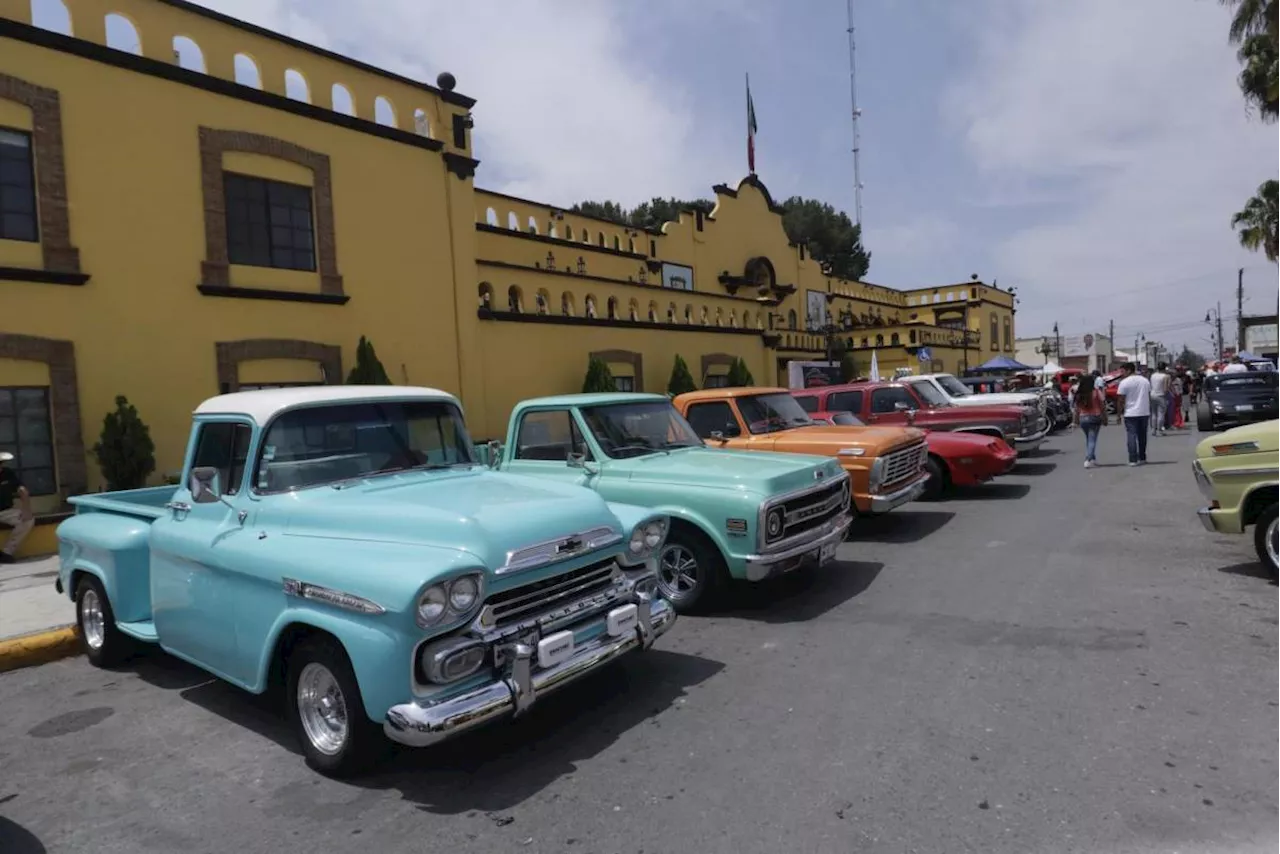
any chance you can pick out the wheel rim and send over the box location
[297,662,348,756]
[1267,516,1278,568]
[658,544,700,601]
[80,588,105,650]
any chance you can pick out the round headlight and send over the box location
[449,575,479,612]
[629,526,647,554]
[417,585,447,626]
[643,521,665,548]
[766,508,784,539]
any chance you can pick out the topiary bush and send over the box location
[667,355,698,396]
[347,336,392,384]
[92,395,156,491]
[726,357,755,387]
[582,356,617,393]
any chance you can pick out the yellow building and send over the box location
[0,0,1015,549]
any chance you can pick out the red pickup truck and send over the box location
[793,381,1023,497]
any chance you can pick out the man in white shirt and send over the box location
[1116,362,1152,466]
[1222,356,1250,374]
[1149,363,1170,435]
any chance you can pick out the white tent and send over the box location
[1037,361,1063,375]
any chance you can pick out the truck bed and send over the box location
[67,485,178,520]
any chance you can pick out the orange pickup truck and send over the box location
[672,387,930,516]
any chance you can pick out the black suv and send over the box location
[1197,370,1278,431]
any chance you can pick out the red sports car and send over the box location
[807,410,1017,499]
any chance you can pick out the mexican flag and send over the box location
[747,75,758,174]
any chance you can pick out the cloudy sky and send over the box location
[156,1,1280,348]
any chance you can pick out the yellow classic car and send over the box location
[1192,419,1279,575]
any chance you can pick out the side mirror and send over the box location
[709,431,727,442]
[190,466,221,504]
[567,452,587,469]
[485,439,503,469]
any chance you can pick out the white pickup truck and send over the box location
[900,373,1049,452]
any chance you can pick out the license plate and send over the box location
[537,630,575,669]
[819,542,838,564]
[1237,404,1254,411]
[607,604,639,637]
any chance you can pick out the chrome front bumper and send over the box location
[1197,507,1220,533]
[384,593,675,748]
[1013,428,1048,454]
[742,511,853,581]
[869,474,929,514]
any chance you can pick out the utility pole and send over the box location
[1237,267,1245,352]
[845,0,863,228]
[1216,301,1224,360]
[1053,322,1061,365]
[1108,318,1115,370]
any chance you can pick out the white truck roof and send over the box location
[195,386,457,423]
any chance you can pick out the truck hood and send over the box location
[611,446,843,495]
[1187,419,1280,460]
[950,392,1037,407]
[756,424,924,456]
[919,405,1023,427]
[274,468,623,573]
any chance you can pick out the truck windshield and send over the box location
[934,375,973,397]
[911,381,950,407]
[738,393,815,434]
[253,400,477,493]
[580,401,704,459]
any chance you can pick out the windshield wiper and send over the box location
[331,461,475,489]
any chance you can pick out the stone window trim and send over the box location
[0,332,86,499]
[700,353,737,383]
[0,73,80,274]
[199,128,343,296]
[589,349,644,393]
[215,339,343,394]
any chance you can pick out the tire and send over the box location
[1196,403,1215,432]
[922,455,948,500]
[74,575,130,668]
[656,527,727,614]
[286,636,384,778]
[1253,503,1278,577]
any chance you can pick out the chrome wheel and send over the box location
[80,588,105,651]
[296,662,348,756]
[1267,516,1278,569]
[658,543,700,601]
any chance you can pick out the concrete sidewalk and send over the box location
[0,555,79,672]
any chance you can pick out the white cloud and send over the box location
[197,0,736,207]
[863,214,965,284]
[943,0,1277,338]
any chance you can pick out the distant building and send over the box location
[1015,333,1115,373]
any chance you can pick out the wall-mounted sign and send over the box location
[805,289,828,331]
[786,360,840,389]
[661,262,694,291]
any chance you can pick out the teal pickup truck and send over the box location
[479,393,853,612]
[55,387,675,777]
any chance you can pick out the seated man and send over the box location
[0,451,34,564]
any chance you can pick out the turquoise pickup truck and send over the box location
[55,387,675,777]
[479,393,853,612]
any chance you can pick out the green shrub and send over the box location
[582,356,617,393]
[726,357,755,387]
[346,336,392,384]
[667,355,698,395]
[92,395,156,491]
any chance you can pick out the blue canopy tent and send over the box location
[976,355,1034,371]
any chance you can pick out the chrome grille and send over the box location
[882,441,927,487]
[483,558,620,631]
[779,479,848,539]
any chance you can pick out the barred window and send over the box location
[0,387,55,496]
[0,128,38,242]
[224,172,315,271]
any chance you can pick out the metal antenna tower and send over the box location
[846,0,863,227]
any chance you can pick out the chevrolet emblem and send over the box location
[556,537,583,554]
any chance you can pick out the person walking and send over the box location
[0,451,34,564]
[1072,373,1107,468]
[1149,362,1170,436]
[1116,362,1152,466]
[1171,372,1186,428]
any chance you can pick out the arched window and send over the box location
[413,108,430,136]
[548,224,558,238]
[527,216,538,234]
[715,308,724,326]
[648,302,659,322]
[507,211,519,230]
[607,297,619,320]
[891,333,900,346]
[331,83,355,115]
[172,36,205,72]
[284,69,309,102]
[561,292,575,316]
[233,53,261,88]
[535,289,550,315]
[485,207,498,226]
[875,334,884,346]
[1003,316,1012,349]
[585,295,598,318]
[628,299,639,321]
[31,0,72,35]
[684,305,693,324]
[613,236,621,251]
[374,96,397,127]
[105,13,141,54]
[564,226,574,241]
[989,313,999,350]
[909,330,917,344]
[700,306,709,325]
[597,232,606,247]
[788,310,797,330]
[507,285,523,313]
[477,282,494,308]
[628,238,636,253]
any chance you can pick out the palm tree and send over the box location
[1238,30,1279,119]
[1220,0,1276,44]
[1231,180,1279,262]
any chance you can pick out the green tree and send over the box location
[667,355,698,395]
[1177,347,1206,369]
[571,197,715,231]
[569,200,630,224]
[1231,179,1279,261]
[346,336,392,384]
[582,356,617,393]
[840,351,859,383]
[779,197,871,280]
[92,395,156,491]
[1238,29,1279,119]
[726,358,755,387]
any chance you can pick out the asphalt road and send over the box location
[1,425,1276,854]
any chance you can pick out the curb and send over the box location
[0,626,81,674]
